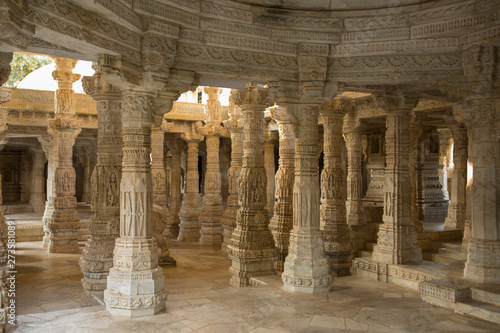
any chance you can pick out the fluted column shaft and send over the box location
[178,131,203,242]
[228,86,276,287]
[104,91,166,316]
[319,102,351,277]
[282,105,331,294]
[445,125,468,230]
[372,109,423,264]
[269,106,294,273]
[79,73,122,306]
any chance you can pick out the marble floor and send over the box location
[11,239,500,333]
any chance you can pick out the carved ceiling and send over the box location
[229,0,432,11]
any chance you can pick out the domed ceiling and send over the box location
[230,0,432,11]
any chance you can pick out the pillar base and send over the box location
[228,255,276,287]
[464,239,500,284]
[444,204,466,230]
[372,224,423,265]
[79,235,115,306]
[178,194,201,242]
[199,203,223,245]
[282,231,332,294]
[323,224,352,277]
[105,238,167,317]
[45,200,80,253]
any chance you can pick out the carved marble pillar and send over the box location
[319,99,352,277]
[198,127,224,245]
[269,106,295,273]
[198,87,225,245]
[372,93,422,264]
[30,148,46,213]
[177,126,204,242]
[44,57,82,253]
[438,129,452,201]
[104,90,166,316]
[264,135,276,219]
[79,72,122,305]
[38,136,53,248]
[167,137,183,239]
[409,115,424,233]
[227,85,277,287]
[0,82,12,279]
[282,105,331,294]
[344,117,367,226]
[444,124,468,230]
[151,128,168,208]
[221,101,243,251]
[151,127,175,265]
[462,128,473,252]
[464,99,500,283]
[81,154,93,203]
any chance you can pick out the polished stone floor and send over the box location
[11,238,500,333]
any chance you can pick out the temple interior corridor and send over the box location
[12,238,500,333]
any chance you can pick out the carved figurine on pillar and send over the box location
[221,92,243,251]
[199,87,226,245]
[44,57,82,254]
[269,105,295,273]
[227,84,277,287]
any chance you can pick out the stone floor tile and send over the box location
[310,315,346,329]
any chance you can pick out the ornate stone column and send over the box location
[463,98,500,283]
[177,124,204,242]
[371,90,423,264]
[264,132,276,218]
[30,148,46,213]
[281,104,331,294]
[104,90,166,316]
[81,154,94,204]
[151,126,175,265]
[268,105,295,273]
[151,128,168,208]
[444,121,468,230]
[166,136,183,239]
[221,94,243,251]
[38,135,53,248]
[409,115,424,233]
[79,71,122,306]
[344,115,367,226]
[462,127,473,252]
[199,87,225,245]
[227,84,277,287]
[44,57,82,253]
[319,98,352,277]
